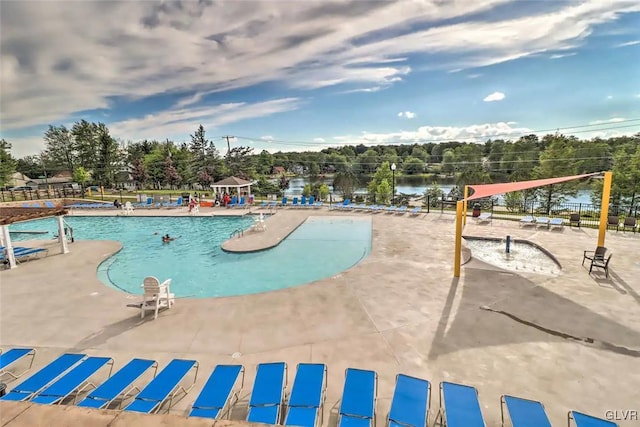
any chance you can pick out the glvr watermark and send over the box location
[605,410,638,421]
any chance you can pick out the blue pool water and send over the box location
[9,215,372,298]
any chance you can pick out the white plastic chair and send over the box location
[140,277,175,319]
[123,201,134,215]
[252,213,266,232]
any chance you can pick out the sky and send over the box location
[1,0,640,158]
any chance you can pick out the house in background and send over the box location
[271,166,286,175]
[9,172,31,188]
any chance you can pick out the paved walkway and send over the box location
[1,208,639,426]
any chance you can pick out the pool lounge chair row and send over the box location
[0,349,617,427]
[519,216,565,229]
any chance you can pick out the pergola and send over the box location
[0,206,70,269]
[210,176,255,198]
[453,171,613,277]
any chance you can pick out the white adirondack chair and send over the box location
[140,276,175,319]
[123,201,134,215]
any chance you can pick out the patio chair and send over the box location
[338,368,377,427]
[236,197,246,208]
[307,196,315,208]
[1,353,86,402]
[123,201,134,215]
[167,197,183,208]
[474,212,492,224]
[536,217,551,228]
[395,206,408,215]
[519,216,536,227]
[385,206,397,213]
[189,364,244,419]
[124,359,199,414]
[0,348,36,380]
[228,196,238,207]
[549,218,564,229]
[409,207,422,216]
[589,253,613,278]
[291,197,299,208]
[140,276,175,319]
[30,356,114,404]
[622,216,637,233]
[582,246,606,266]
[568,410,618,427]
[252,213,267,232]
[284,363,327,427]
[500,395,551,427]
[247,362,288,425]
[607,216,620,231]
[387,374,430,427]
[258,201,269,208]
[435,382,486,427]
[569,213,581,228]
[76,358,158,409]
[44,201,56,208]
[281,196,288,207]
[300,196,307,207]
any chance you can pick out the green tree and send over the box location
[441,149,455,174]
[333,170,358,200]
[376,179,392,204]
[504,191,524,212]
[0,139,16,187]
[367,161,393,199]
[71,120,97,171]
[44,125,74,172]
[72,166,90,186]
[93,123,120,186]
[424,182,443,207]
[533,135,578,213]
[402,157,425,175]
[130,158,148,189]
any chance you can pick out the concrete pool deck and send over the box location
[1,207,639,426]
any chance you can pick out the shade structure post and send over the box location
[454,200,463,277]
[463,185,469,225]
[597,171,613,247]
[1,224,17,269]
[57,215,69,254]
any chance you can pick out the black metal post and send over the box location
[392,168,395,205]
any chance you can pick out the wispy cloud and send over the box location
[109,98,302,142]
[398,111,416,119]
[340,86,383,94]
[550,52,577,59]
[260,135,274,141]
[589,117,625,125]
[313,137,326,143]
[615,40,640,47]
[606,95,613,99]
[483,92,505,102]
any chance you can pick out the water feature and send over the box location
[464,236,561,276]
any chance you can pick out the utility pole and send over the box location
[222,136,234,157]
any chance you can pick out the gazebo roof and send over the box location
[211,176,253,187]
[0,206,69,225]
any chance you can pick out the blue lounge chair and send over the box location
[77,358,158,409]
[291,197,299,208]
[284,363,327,427]
[167,197,183,208]
[1,353,86,402]
[474,212,492,223]
[124,359,198,414]
[30,357,114,405]
[247,362,288,424]
[307,196,315,208]
[549,218,564,229]
[0,348,36,380]
[268,201,278,209]
[388,374,430,427]
[519,216,536,227]
[189,365,244,419]
[300,196,307,207]
[385,206,397,213]
[45,201,55,208]
[258,201,269,208]
[409,207,422,216]
[501,395,551,427]
[236,197,246,208]
[395,206,408,215]
[227,196,238,207]
[536,217,550,228]
[568,411,618,427]
[338,368,377,427]
[435,382,486,427]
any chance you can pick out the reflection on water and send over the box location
[465,238,561,276]
[284,176,594,204]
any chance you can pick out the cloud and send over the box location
[260,135,274,141]
[589,117,625,125]
[615,40,640,47]
[398,111,416,119]
[467,74,482,79]
[550,52,577,59]
[1,0,639,132]
[340,86,383,94]
[483,92,505,102]
[313,137,326,143]
[606,95,613,99]
[109,97,302,142]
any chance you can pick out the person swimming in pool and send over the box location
[162,234,175,243]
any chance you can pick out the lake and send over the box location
[283,177,595,205]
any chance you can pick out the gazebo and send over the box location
[210,176,255,198]
[0,206,70,269]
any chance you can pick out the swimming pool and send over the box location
[9,215,372,297]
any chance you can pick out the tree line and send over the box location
[0,121,638,209]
